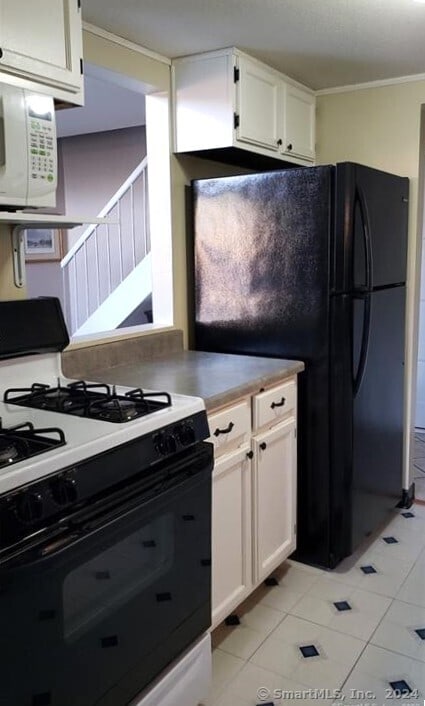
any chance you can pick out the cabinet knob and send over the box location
[277,138,283,146]
[0,48,3,59]
[287,143,293,151]
[246,450,254,459]
[260,442,267,451]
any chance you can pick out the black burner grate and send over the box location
[0,420,66,470]
[4,382,172,423]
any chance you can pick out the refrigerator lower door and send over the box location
[351,286,405,550]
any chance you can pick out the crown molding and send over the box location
[316,72,425,95]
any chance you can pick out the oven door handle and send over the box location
[1,461,212,571]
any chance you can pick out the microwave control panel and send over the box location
[25,92,57,201]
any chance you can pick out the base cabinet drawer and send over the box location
[208,399,251,457]
[253,378,296,431]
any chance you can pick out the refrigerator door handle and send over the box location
[353,293,371,397]
[355,185,373,291]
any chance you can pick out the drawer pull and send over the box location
[260,442,267,450]
[271,397,286,409]
[213,421,234,437]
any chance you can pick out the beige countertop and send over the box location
[89,350,304,411]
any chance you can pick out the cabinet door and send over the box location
[252,417,297,584]
[236,55,280,151]
[0,0,82,95]
[212,446,252,628]
[282,83,315,161]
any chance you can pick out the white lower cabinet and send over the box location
[252,418,297,583]
[211,446,252,628]
[210,377,298,628]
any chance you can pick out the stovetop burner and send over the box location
[0,420,66,470]
[4,381,172,423]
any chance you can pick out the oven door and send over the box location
[0,443,213,706]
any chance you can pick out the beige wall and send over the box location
[0,225,26,300]
[316,80,425,489]
[83,31,170,93]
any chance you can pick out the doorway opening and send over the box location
[25,62,173,341]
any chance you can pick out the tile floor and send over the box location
[211,502,425,706]
[413,432,425,502]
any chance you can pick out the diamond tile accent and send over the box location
[401,512,415,518]
[333,600,352,612]
[389,680,413,695]
[383,536,398,544]
[360,565,377,574]
[299,644,319,658]
[415,628,425,640]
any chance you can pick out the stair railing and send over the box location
[61,157,150,334]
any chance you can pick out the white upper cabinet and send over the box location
[236,55,280,151]
[172,48,315,166]
[0,0,83,105]
[282,83,315,161]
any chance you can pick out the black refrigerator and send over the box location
[191,162,409,569]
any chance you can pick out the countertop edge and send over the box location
[204,360,304,412]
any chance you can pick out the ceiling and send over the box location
[82,0,425,90]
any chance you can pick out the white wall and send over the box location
[316,79,425,490]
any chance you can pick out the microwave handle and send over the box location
[0,98,5,167]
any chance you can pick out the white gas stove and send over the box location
[0,299,212,706]
[0,351,206,495]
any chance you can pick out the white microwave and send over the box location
[0,81,57,209]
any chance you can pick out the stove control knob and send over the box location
[153,432,177,456]
[176,423,196,446]
[50,475,78,506]
[16,492,44,524]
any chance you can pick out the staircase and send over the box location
[61,157,151,336]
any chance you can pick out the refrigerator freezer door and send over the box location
[193,167,333,360]
[351,286,405,549]
[334,163,408,293]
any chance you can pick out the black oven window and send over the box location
[63,513,174,642]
